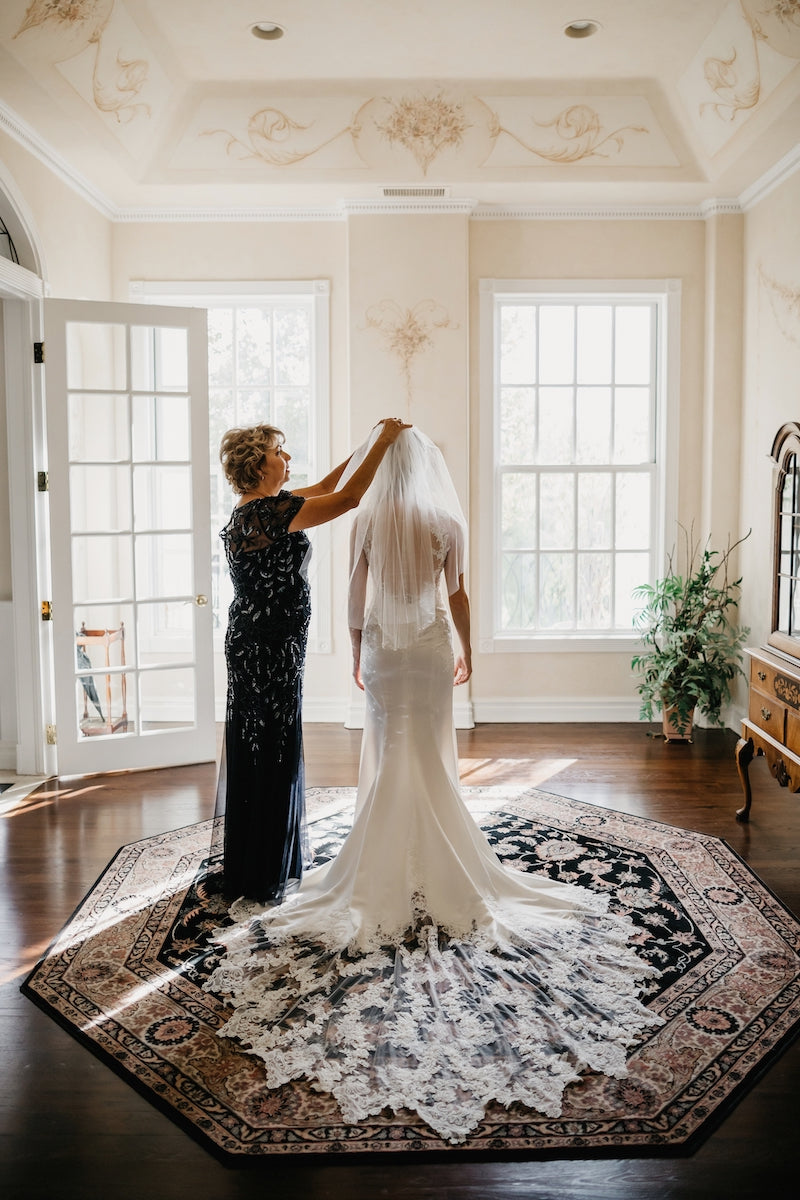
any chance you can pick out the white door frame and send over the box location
[1,254,55,776]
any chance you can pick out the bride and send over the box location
[205,426,662,1144]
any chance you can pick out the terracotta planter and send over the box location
[662,704,695,742]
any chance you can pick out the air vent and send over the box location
[381,186,450,198]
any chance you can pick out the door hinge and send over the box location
[41,600,52,621]
[34,341,44,364]
[45,724,57,745]
[37,470,49,492]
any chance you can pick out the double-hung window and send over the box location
[131,280,331,674]
[479,279,678,652]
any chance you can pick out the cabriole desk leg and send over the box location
[735,736,754,822]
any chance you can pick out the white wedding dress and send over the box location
[205,509,663,1144]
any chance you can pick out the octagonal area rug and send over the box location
[22,786,800,1161]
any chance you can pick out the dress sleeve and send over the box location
[257,491,305,540]
[348,524,369,629]
[443,517,465,595]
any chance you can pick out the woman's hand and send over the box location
[453,654,472,686]
[376,417,412,443]
[353,660,364,691]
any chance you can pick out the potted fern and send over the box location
[631,530,750,740]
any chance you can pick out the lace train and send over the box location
[205,892,663,1144]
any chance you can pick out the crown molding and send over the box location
[115,205,345,222]
[0,100,115,221]
[739,140,800,210]
[472,199,743,220]
[340,198,477,216]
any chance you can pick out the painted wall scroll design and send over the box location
[364,300,457,408]
[13,0,150,123]
[760,265,800,346]
[203,91,650,174]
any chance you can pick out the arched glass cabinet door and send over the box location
[769,422,800,659]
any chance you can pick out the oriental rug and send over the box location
[22,787,800,1162]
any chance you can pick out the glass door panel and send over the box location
[45,298,212,774]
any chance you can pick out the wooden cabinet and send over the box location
[736,422,800,821]
[736,646,800,821]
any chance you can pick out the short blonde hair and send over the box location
[219,424,284,494]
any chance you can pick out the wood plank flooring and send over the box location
[2,723,798,1200]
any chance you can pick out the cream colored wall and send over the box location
[468,218,711,711]
[739,173,800,688]
[0,306,9,601]
[0,129,112,298]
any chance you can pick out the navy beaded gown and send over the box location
[215,491,312,903]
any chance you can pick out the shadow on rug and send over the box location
[22,786,800,1161]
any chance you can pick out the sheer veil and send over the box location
[339,426,466,649]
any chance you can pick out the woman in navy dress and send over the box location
[216,417,409,903]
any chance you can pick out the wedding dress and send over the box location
[205,429,662,1144]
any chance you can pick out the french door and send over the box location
[44,298,215,774]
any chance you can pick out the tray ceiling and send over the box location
[0,0,798,216]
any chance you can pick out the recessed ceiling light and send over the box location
[251,22,285,40]
[564,20,600,38]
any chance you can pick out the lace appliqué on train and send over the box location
[204,890,663,1144]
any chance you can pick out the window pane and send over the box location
[135,533,193,599]
[69,394,129,462]
[502,552,536,629]
[540,553,574,628]
[577,306,612,384]
[208,308,233,386]
[502,473,536,549]
[67,323,126,391]
[137,601,194,665]
[578,553,611,628]
[500,305,536,384]
[75,670,133,737]
[616,474,650,549]
[132,395,190,462]
[275,388,310,482]
[236,388,270,427]
[72,534,133,603]
[500,387,536,463]
[275,307,311,386]
[615,307,651,385]
[139,668,196,730]
[538,388,573,464]
[75,604,135,665]
[575,387,611,464]
[70,465,131,533]
[578,474,611,548]
[539,473,574,549]
[614,388,651,463]
[133,465,192,531]
[236,308,271,385]
[131,327,188,393]
[538,306,574,384]
[616,551,650,627]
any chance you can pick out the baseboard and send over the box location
[471,697,643,723]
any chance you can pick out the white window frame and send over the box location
[478,278,680,654]
[130,279,332,655]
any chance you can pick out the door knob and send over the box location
[195,594,208,606]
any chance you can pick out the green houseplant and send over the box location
[631,530,751,740]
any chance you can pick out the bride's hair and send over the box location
[341,427,466,649]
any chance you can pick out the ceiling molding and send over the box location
[739,141,800,211]
[0,100,115,221]
[115,206,345,223]
[471,201,743,220]
[340,198,477,216]
[0,97,795,225]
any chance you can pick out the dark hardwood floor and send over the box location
[2,723,798,1200]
